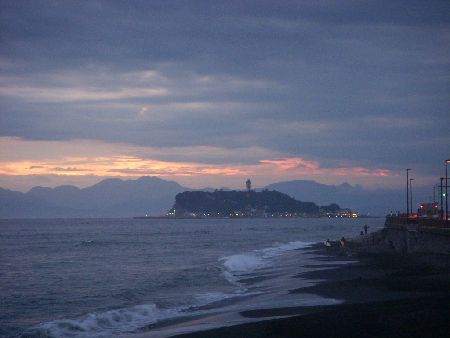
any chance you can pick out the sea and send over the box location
[0,217,385,338]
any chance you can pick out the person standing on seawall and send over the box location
[364,224,369,235]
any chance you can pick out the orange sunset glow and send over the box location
[0,156,393,178]
[0,136,395,191]
[1,3,449,337]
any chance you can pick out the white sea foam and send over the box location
[22,291,254,338]
[221,270,242,287]
[22,303,182,338]
[222,253,266,272]
[260,240,311,258]
[221,240,311,275]
[23,241,313,338]
[195,291,234,305]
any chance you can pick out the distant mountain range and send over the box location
[265,180,431,217]
[0,177,186,218]
[0,177,432,218]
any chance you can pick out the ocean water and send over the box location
[0,217,384,338]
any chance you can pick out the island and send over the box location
[166,189,357,218]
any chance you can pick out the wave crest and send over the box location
[220,240,311,275]
[21,303,180,338]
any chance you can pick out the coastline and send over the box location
[172,233,450,338]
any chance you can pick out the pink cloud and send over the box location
[0,137,396,190]
[331,167,392,177]
[259,157,320,170]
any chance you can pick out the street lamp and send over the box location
[409,178,414,216]
[440,177,444,220]
[406,169,411,217]
[446,160,450,221]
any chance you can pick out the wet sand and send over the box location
[174,239,450,338]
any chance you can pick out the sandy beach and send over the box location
[173,237,450,338]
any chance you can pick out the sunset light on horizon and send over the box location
[0,1,448,192]
[1,3,450,337]
[0,136,400,191]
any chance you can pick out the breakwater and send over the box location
[381,225,450,255]
[350,217,450,259]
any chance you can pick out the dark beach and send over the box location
[174,234,450,338]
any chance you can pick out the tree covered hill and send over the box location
[169,190,343,217]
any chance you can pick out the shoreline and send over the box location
[172,233,450,338]
[133,216,376,220]
[175,296,450,338]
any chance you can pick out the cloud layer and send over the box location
[0,1,449,190]
[0,137,400,191]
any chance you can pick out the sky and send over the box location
[0,0,449,192]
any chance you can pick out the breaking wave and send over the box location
[220,240,312,286]
[22,241,312,338]
[21,289,250,338]
[21,303,181,338]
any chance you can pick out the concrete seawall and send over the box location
[348,218,450,267]
[381,225,450,255]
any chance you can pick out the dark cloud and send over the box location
[52,167,89,172]
[0,0,449,178]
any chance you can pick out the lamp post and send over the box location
[406,168,411,218]
[440,177,444,220]
[446,160,450,221]
[409,178,414,216]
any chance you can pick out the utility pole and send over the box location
[446,160,449,221]
[440,177,444,220]
[409,178,414,216]
[406,168,411,218]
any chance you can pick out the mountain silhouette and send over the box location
[265,180,431,216]
[0,177,431,218]
[1,177,186,218]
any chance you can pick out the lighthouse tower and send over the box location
[245,179,252,192]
